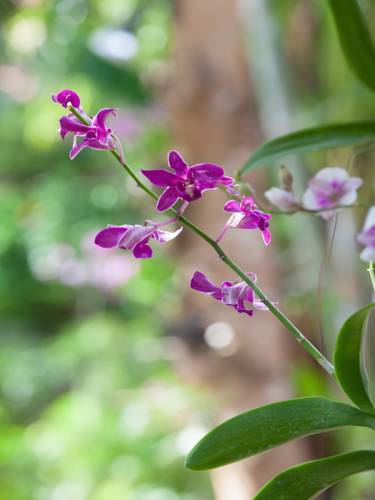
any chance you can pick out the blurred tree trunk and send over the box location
[163,0,311,497]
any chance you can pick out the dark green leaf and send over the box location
[328,0,375,92]
[254,450,375,499]
[239,121,375,175]
[185,398,375,470]
[334,303,375,413]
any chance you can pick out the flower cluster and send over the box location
[265,166,363,220]
[54,88,375,320]
[52,88,272,317]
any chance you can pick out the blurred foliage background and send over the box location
[1,0,375,499]
[0,0,213,498]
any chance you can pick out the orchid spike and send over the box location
[357,207,375,262]
[141,150,234,211]
[222,196,272,245]
[190,271,268,316]
[94,222,182,259]
[302,167,363,219]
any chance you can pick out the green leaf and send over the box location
[254,450,375,500]
[239,121,375,175]
[334,303,375,413]
[185,397,375,470]
[328,0,375,92]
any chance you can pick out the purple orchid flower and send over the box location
[222,196,272,245]
[59,107,117,159]
[51,89,81,109]
[190,271,268,316]
[94,222,182,259]
[302,167,363,220]
[141,150,234,211]
[357,207,375,262]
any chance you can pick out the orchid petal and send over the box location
[337,190,358,206]
[156,227,183,243]
[95,226,128,248]
[156,187,180,211]
[118,225,155,250]
[69,138,91,159]
[346,177,363,191]
[357,227,375,246]
[254,210,272,221]
[313,166,349,183]
[133,242,153,259]
[223,200,241,213]
[240,196,257,211]
[261,228,272,245]
[190,163,224,178]
[360,246,375,262]
[84,138,114,151]
[189,163,225,189]
[301,187,325,210]
[363,207,375,231]
[92,108,117,130]
[243,286,254,304]
[253,300,269,310]
[220,175,235,186]
[264,187,297,211]
[141,169,180,187]
[168,150,189,176]
[60,116,91,137]
[190,272,219,294]
[236,216,259,229]
[221,283,244,305]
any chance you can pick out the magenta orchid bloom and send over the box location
[190,271,268,316]
[223,196,272,245]
[59,107,117,159]
[357,207,375,262]
[95,223,182,259]
[51,89,81,109]
[302,167,363,220]
[141,150,234,211]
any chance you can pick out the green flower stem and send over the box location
[368,262,375,294]
[69,106,335,376]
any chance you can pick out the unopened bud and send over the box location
[279,165,294,192]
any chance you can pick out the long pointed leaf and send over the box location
[185,397,375,470]
[328,0,375,92]
[239,121,375,175]
[254,450,375,500]
[334,303,375,413]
